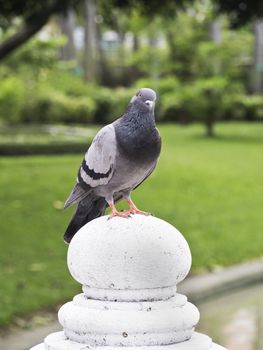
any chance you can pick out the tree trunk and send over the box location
[209,20,221,43]
[133,33,139,52]
[96,19,110,85]
[205,20,221,136]
[209,20,221,75]
[252,20,263,93]
[148,33,159,81]
[84,0,96,82]
[166,30,176,62]
[60,9,76,61]
[206,118,214,138]
[0,0,63,61]
[129,33,141,83]
[205,90,216,138]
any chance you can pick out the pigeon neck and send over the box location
[114,106,160,163]
[121,103,156,127]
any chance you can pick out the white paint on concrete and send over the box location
[29,215,227,350]
[81,285,178,302]
[68,215,192,294]
[30,332,226,350]
[58,293,199,345]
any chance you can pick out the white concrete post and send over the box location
[30,215,227,350]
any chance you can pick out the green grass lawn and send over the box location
[0,122,263,326]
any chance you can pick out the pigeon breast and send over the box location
[114,103,161,165]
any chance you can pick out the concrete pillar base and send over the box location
[30,331,226,350]
[29,216,227,350]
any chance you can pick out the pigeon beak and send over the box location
[145,100,154,109]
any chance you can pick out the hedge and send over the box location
[1,73,263,126]
[0,142,90,156]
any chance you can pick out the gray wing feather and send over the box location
[79,124,117,187]
[65,124,117,209]
[64,183,91,209]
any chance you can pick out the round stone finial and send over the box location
[68,215,191,301]
[30,215,228,350]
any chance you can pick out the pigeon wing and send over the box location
[64,124,116,209]
[78,124,116,188]
[64,183,90,209]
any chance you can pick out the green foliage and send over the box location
[159,78,226,123]
[129,46,169,76]
[215,0,263,28]
[196,31,252,81]
[22,90,96,124]
[39,70,134,124]
[0,76,25,124]
[0,57,135,125]
[1,55,263,128]
[2,68,263,128]
[5,36,67,73]
[177,77,234,120]
[134,77,180,94]
[91,87,132,124]
[0,2,259,130]
[165,13,209,79]
[0,35,73,91]
[1,123,263,325]
[230,95,263,121]
[125,5,255,135]
[242,95,263,121]
[100,0,191,18]
[134,77,247,125]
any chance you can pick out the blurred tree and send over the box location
[100,0,263,26]
[59,8,77,61]
[209,20,222,76]
[106,0,191,16]
[214,0,263,28]
[209,20,221,43]
[213,1,263,95]
[1,0,262,63]
[0,0,79,61]
[252,20,263,93]
[84,0,97,81]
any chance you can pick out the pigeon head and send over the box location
[130,88,156,112]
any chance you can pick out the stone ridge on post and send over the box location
[29,215,228,350]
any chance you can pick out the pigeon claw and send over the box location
[130,209,151,216]
[108,210,131,219]
[125,199,151,216]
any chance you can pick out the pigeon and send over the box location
[64,88,161,243]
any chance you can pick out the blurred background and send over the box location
[0,0,263,349]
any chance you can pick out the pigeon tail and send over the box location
[64,194,107,243]
[64,183,91,209]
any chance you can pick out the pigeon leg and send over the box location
[125,197,151,216]
[108,199,131,219]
